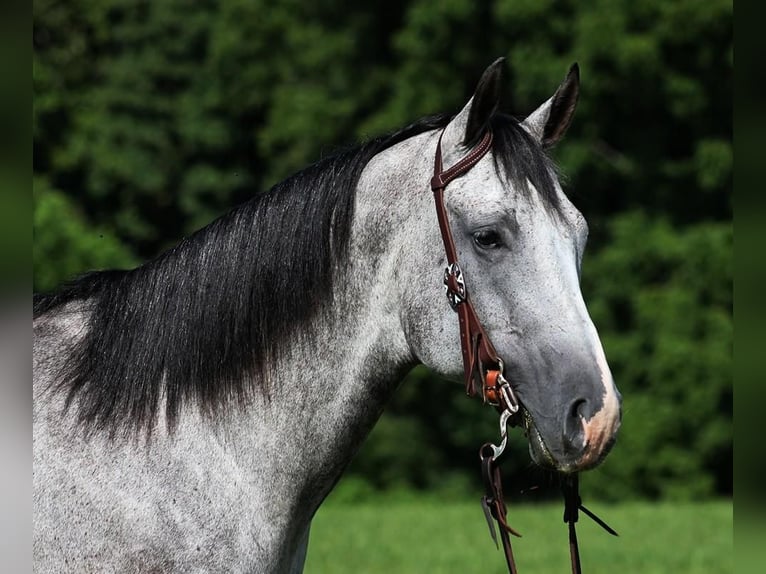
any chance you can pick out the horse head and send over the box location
[398,59,621,473]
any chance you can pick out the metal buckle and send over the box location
[483,362,520,459]
[443,263,466,310]
[498,376,519,414]
[484,359,520,413]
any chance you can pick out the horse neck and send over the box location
[216,268,412,519]
[219,141,430,507]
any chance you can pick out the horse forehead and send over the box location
[448,163,541,221]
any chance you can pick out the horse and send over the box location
[33,58,621,573]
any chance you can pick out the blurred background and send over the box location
[33,0,732,571]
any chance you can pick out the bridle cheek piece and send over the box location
[430,129,519,418]
[430,127,616,574]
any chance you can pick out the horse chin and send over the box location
[519,408,558,470]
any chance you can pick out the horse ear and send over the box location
[521,63,580,148]
[464,57,504,145]
[440,58,504,158]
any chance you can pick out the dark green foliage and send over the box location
[33,0,731,500]
[579,212,732,500]
[34,177,138,292]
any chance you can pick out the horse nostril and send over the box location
[562,398,588,454]
[570,398,587,420]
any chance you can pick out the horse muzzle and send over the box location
[522,387,622,473]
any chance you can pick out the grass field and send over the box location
[305,498,731,573]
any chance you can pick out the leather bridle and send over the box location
[430,129,519,415]
[430,127,616,574]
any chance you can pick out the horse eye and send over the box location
[473,229,502,249]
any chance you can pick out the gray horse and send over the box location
[34,59,621,573]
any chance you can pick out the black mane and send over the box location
[34,112,558,436]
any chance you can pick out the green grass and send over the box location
[305,499,732,573]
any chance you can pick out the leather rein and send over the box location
[430,128,616,573]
